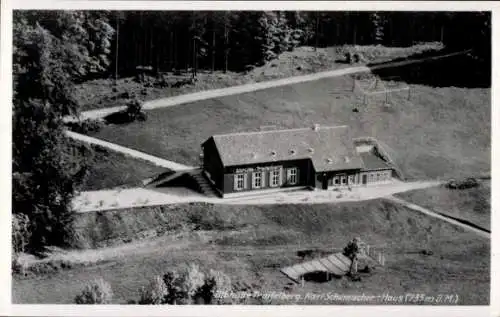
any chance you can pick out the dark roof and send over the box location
[205,125,365,172]
[359,151,392,171]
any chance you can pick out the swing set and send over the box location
[352,75,412,107]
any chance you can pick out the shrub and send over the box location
[12,255,28,276]
[136,265,234,305]
[345,52,352,64]
[138,275,169,305]
[125,98,147,122]
[162,270,189,304]
[74,278,113,304]
[201,269,232,304]
[12,213,31,253]
[66,119,104,134]
[184,263,206,301]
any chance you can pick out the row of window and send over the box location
[234,168,298,191]
[367,171,392,183]
[332,170,392,186]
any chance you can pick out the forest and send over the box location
[12,11,491,253]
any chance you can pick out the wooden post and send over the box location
[301,276,304,287]
[407,87,411,100]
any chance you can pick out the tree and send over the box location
[138,276,169,305]
[12,99,83,250]
[200,269,232,304]
[136,265,232,305]
[370,12,387,44]
[75,278,113,304]
[12,11,114,252]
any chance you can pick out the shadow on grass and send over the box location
[104,111,147,125]
[368,49,491,88]
[296,248,331,260]
[302,271,342,283]
[104,111,136,125]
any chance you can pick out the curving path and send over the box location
[67,49,471,122]
[386,196,490,239]
[65,130,194,171]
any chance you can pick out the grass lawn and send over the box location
[78,147,167,191]
[13,199,489,304]
[395,180,491,231]
[89,62,490,181]
[75,44,443,111]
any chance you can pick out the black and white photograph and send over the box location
[3,2,496,314]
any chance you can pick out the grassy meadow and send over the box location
[13,199,490,304]
[396,180,491,231]
[89,69,490,181]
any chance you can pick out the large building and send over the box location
[201,125,398,197]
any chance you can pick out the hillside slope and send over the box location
[14,199,490,305]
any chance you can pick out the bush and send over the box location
[345,52,352,64]
[12,255,28,276]
[138,275,169,305]
[202,269,232,304]
[125,98,147,122]
[162,270,189,304]
[12,213,31,253]
[66,119,104,134]
[74,278,113,304]
[137,265,233,305]
[184,263,206,301]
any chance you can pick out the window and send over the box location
[234,174,246,191]
[287,168,298,185]
[334,176,340,185]
[270,170,281,187]
[341,175,347,185]
[377,173,381,181]
[348,175,354,185]
[252,172,263,189]
[369,173,375,182]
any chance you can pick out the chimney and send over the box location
[312,123,320,131]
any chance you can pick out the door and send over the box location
[322,178,328,190]
[362,174,368,185]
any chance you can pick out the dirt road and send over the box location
[73,180,443,212]
[68,50,471,122]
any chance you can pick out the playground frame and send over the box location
[353,75,412,105]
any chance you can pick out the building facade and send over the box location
[201,125,397,197]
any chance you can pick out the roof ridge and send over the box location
[212,125,349,138]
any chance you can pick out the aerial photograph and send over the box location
[11,10,490,305]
